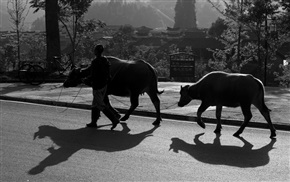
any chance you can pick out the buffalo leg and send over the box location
[196,102,209,129]
[254,102,276,138]
[237,136,253,150]
[233,104,252,137]
[102,108,120,130]
[147,92,162,126]
[120,93,139,121]
[214,105,223,133]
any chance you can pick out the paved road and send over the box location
[1,100,290,181]
[1,82,290,131]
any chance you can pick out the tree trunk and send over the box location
[257,26,263,81]
[45,0,60,72]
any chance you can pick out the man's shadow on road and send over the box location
[28,123,159,175]
[170,133,276,168]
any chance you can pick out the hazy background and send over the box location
[0,0,221,31]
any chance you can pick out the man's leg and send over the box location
[89,88,119,129]
[87,107,100,128]
[87,90,102,128]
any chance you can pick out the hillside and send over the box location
[1,0,220,31]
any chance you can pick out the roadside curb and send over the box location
[1,95,289,132]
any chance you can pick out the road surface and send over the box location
[1,100,289,181]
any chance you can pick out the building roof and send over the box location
[131,37,166,47]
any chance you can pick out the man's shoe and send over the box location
[86,123,97,128]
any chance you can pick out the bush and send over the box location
[0,44,17,73]
[275,64,290,87]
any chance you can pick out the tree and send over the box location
[208,17,228,38]
[30,0,61,72]
[274,0,290,87]
[278,0,290,33]
[45,0,61,71]
[174,0,197,29]
[23,34,46,61]
[7,0,30,66]
[30,0,102,67]
[58,0,97,65]
[0,44,17,72]
[108,25,135,59]
[207,0,288,85]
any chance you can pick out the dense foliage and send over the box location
[207,0,290,86]
[0,44,17,73]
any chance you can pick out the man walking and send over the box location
[84,44,119,130]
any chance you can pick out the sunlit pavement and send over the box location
[0,82,290,131]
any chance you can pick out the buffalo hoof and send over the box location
[152,120,161,126]
[270,131,276,139]
[86,123,97,128]
[197,120,205,129]
[111,122,119,130]
[233,132,241,137]
[214,128,221,134]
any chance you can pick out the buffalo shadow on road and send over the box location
[169,133,276,168]
[28,123,159,175]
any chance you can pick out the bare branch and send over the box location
[7,0,30,30]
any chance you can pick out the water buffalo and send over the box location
[178,71,276,138]
[63,56,163,125]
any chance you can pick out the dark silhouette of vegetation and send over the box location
[208,18,228,38]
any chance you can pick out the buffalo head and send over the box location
[178,85,192,107]
[63,67,83,87]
